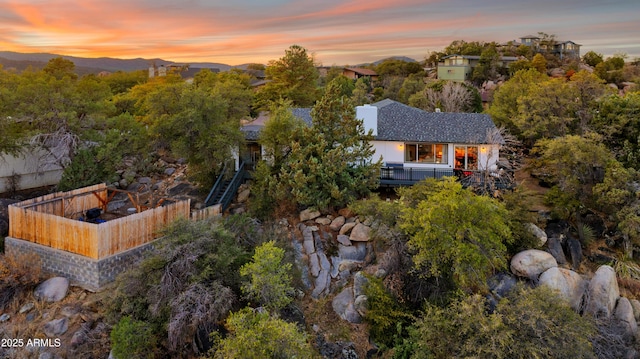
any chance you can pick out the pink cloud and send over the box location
[0,0,638,65]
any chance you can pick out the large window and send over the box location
[454,146,478,170]
[405,143,448,164]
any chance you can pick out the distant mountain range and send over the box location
[0,51,417,75]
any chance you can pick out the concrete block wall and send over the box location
[4,237,156,291]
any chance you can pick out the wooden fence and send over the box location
[190,204,222,221]
[8,184,192,259]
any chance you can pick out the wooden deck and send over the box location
[8,183,193,259]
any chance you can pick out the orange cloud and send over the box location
[0,0,638,65]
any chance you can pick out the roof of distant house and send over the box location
[344,67,378,76]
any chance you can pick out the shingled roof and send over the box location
[371,99,502,144]
[241,108,312,141]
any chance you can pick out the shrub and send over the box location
[364,275,413,348]
[211,308,316,359]
[110,316,157,359]
[240,241,293,312]
[0,253,41,310]
[409,285,596,359]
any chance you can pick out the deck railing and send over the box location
[379,166,455,185]
[378,167,514,191]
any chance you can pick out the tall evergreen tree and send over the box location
[281,79,380,211]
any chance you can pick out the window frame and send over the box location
[404,143,448,164]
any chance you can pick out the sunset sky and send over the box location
[1,0,639,66]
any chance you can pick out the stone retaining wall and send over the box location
[4,236,156,291]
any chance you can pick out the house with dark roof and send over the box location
[342,67,379,82]
[516,35,581,60]
[239,99,502,186]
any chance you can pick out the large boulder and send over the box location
[585,265,620,318]
[510,250,557,280]
[614,297,638,339]
[349,223,371,242]
[34,277,70,302]
[538,267,587,311]
[338,243,367,261]
[546,236,567,265]
[526,223,547,247]
[332,286,362,324]
[565,234,583,270]
[311,269,330,299]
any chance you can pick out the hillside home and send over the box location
[517,35,581,60]
[342,67,379,82]
[239,99,502,186]
[437,54,518,82]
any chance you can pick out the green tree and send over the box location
[322,66,345,86]
[43,57,78,80]
[364,275,413,348]
[212,308,316,359]
[398,178,512,292]
[351,77,371,106]
[471,45,500,85]
[515,44,533,59]
[146,82,244,187]
[591,92,640,169]
[583,51,604,67]
[248,100,307,218]
[409,285,596,359]
[486,68,547,133]
[512,77,578,144]
[240,241,292,311]
[101,70,147,94]
[569,70,611,134]
[443,40,485,56]
[531,135,618,240]
[531,53,548,73]
[256,45,320,109]
[281,79,380,211]
[595,55,626,85]
[398,73,426,104]
[329,74,356,97]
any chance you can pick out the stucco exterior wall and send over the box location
[0,150,62,193]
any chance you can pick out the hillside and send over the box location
[0,51,232,74]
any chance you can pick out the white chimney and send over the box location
[356,104,377,136]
